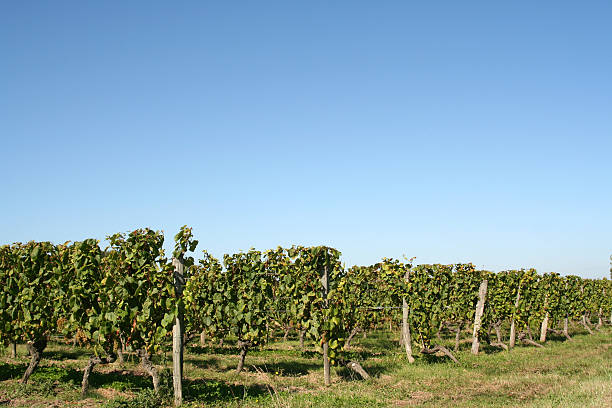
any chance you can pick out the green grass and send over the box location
[1,326,610,407]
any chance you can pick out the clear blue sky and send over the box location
[1,1,610,278]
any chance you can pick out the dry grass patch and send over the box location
[393,390,434,406]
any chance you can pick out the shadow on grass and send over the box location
[343,348,393,362]
[43,348,90,361]
[0,364,83,384]
[184,378,267,403]
[0,362,26,381]
[0,361,154,393]
[250,360,321,377]
[477,346,505,355]
[0,363,82,399]
[184,356,223,370]
[89,369,153,391]
[187,344,239,356]
[1,363,267,405]
[299,350,319,359]
[416,352,462,365]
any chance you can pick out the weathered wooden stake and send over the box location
[579,285,593,334]
[563,316,572,340]
[471,279,488,355]
[172,257,185,406]
[509,286,521,349]
[454,324,462,352]
[402,270,415,363]
[540,312,549,342]
[10,343,17,358]
[321,263,330,386]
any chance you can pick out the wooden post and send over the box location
[172,257,185,406]
[402,270,415,363]
[509,286,521,349]
[540,312,549,342]
[471,279,488,355]
[10,343,17,358]
[321,263,330,386]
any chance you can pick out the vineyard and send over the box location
[0,226,611,407]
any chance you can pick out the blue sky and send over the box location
[1,1,610,277]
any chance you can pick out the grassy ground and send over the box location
[0,326,610,407]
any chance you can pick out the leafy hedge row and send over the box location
[1,226,610,390]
